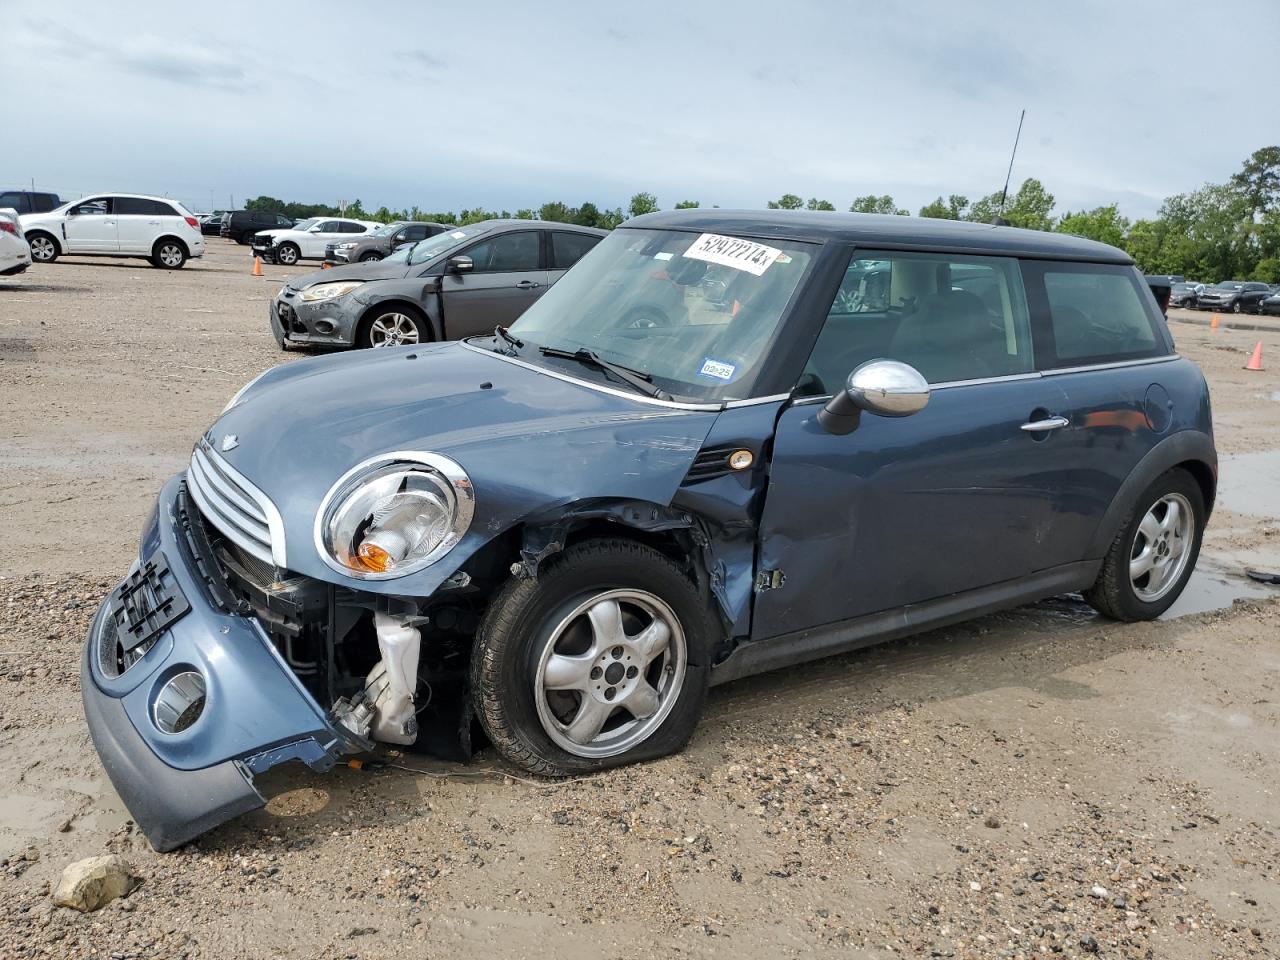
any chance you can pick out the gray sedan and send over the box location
[270,220,606,350]
[324,220,450,264]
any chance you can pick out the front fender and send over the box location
[351,281,443,341]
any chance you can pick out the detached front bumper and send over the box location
[81,476,366,851]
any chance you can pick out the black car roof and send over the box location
[626,209,1134,265]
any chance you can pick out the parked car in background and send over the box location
[251,217,378,265]
[270,220,605,349]
[1259,290,1280,316]
[325,220,450,264]
[20,193,205,268]
[0,208,33,276]
[220,210,296,244]
[1195,280,1271,313]
[199,212,229,236]
[1168,281,1201,309]
[85,210,1216,850]
[0,189,62,215]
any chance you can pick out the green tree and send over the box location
[628,192,659,218]
[1055,204,1130,248]
[767,193,804,210]
[967,178,1055,230]
[538,201,575,223]
[1230,146,1280,216]
[574,202,601,227]
[807,198,836,211]
[514,208,537,220]
[918,194,969,220]
[673,200,700,209]
[849,195,907,216]
[597,207,626,230]
[1250,257,1280,282]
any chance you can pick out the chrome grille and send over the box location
[186,440,284,568]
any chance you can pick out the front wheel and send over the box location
[471,539,713,776]
[275,242,300,265]
[358,307,426,348]
[28,233,59,263]
[1232,301,1242,313]
[359,252,383,263]
[1083,469,1204,621]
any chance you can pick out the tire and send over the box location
[151,239,187,269]
[470,539,714,776]
[1083,468,1205,622]
[235,233,252,246]
[275,242,300,266]
[1232,301,1242,313]
[357,305,428,348]
[27,232,59,263]
[359,252,383,263]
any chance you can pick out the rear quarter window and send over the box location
[1024,262,1167,368]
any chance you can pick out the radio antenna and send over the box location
[998,109,1026,218]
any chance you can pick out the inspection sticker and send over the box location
[698,357,737,381]
[682,233,783,276]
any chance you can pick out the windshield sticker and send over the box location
[682,233,783,277]
[698,357,737,382]
[451,231,467,239]
[653,251,674,261]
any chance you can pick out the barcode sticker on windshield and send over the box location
[682,233,783,276]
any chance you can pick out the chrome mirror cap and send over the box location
[847,359,930,418]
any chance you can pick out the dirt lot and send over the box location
[1,244,1278,959]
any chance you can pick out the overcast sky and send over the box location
[6,0,1276,218]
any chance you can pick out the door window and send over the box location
[314,220,341,233]
[801,251,1034,394]
[463,231,541,272]
[115,197,176,216]
[1024,262,1164,367]
[71,198,111,216]
[551,231,601,269]
[401,224,429,242]
[338,221,366,233]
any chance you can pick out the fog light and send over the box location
[728,449,754,470]
[153,671,206,734]
[314,319,336,334]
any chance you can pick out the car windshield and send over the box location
[1172,283,1192,293]
[291,218,318,231]
[369,222,404,237]
[407,225,488,265]
[510,228,817,402]
[1213,282,1242,290]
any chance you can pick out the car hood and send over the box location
[288,259,413,290]
[207,342,719,594]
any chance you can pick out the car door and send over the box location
[300,220,343,258]
[1012,260,1177,568]
[114,197,168,253]
[752,249,1073,641]
[547,230,602,284]
[439,229,549,338]
[63,197,119,253]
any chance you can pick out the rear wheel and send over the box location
[358,307,427,348]
[275,242,300,265]
[151,239,187,269]
[359,252,383,263]
[470,539,713,776]
[27,233,59,263]
[1083,469,1204,621]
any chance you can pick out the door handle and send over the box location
[515,280,540,290]
[1021,416,1070,433]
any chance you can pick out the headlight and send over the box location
[316,452,474,579]
[300,280,364,303]
[336,242,358,249]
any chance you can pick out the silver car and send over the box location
[324,221,449,264]
[270,219,605,349]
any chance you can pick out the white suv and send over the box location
[0,208,33,276]
[250,217,378,265]
[21,193,205,269]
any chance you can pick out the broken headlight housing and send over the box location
[316,453,474,579]
[300,280,364,302]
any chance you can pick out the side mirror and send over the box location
[447,255,474,275]
[817,359,929,435]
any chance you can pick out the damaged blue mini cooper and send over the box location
[83,211,1216,850]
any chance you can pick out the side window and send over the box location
[551,231,600,269]
[277,215,293,226]
[463,231,541,272]
[114,197,150,215]
[149,200,179,216]
[338,221,365,233]
[1028,263,1163,367]
[71,197,111,216]
[0,192,23,210]
[313,220,340,232]
[800,251,1034,393]
[403,224,428,241]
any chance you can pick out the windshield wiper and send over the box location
[538,346,671,401]
[494,325,524,354]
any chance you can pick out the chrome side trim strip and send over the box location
[1041,354,1179,376]
[723,393,791,408]
[460,340,723,412]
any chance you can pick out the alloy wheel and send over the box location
[158,244,183,267]
[277,245,299,265]
[30,236,56,261]
[534,589,687,758]
[368,313,420,347]
[1129,492,1193,602]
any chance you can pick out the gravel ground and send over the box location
[1,244,1278,959]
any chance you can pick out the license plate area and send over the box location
[110,553,191,653]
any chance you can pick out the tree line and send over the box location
[244,146,1280,283]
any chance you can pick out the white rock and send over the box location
[51,855,139,913]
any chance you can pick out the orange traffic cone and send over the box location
[321,261,331,270]
[1244,341,1264,371]
[252,256,263,277]
[1210,313,1221,331]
